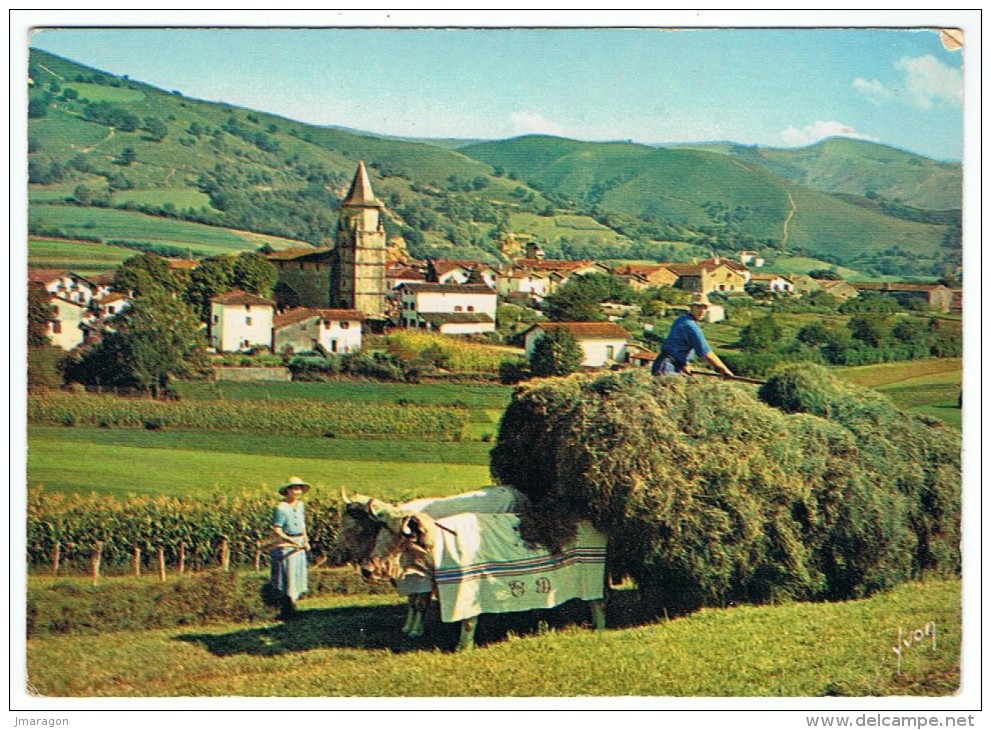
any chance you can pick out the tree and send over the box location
[62,290,208,396]
[738,315,782,353]
[232,251,278,297]
[184,256,235,320]
[142,116,168,142]
[28,286,55,346]
[113,253,185,297]
[847,313,891,348]
[529,328,584,377]
[115,147,137,166]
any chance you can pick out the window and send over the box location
[213,314,219,324]
[324,320,331,329]
[467,305,475,312]
[606,345,615,361]
[340,321,349,329]
[52,320,62,334]
[454,305,463,312]
[245,316,253,326]
[330,340,339,353]
[245,305,251,312]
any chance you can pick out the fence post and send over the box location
[52,542,61,577]
[178,541,185,575]
[133,546,142,578]
[91,541,103,586]
[220,537,230,572]
[157,546,166,583]
[254,542,262,571]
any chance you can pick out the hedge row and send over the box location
[28,392,468,440]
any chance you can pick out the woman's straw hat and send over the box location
[279,477,311,496]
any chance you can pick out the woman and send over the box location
[270,476,310,619]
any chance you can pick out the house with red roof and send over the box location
[209,290,275,352]
[273,307,365,354]
[522,321,631,368]
[397,282,498,334]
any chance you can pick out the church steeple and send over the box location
[342,160,383,208]
[331,162,388,318]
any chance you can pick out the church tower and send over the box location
[332,161,388,317]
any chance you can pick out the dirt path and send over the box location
[77,126,115,153]
[782,190,797,244]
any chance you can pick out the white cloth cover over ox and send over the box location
[430,513,607,623]
[395,486,528,597]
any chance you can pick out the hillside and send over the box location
[675,137,962,212]
[460,135,957,276]
[27,49,960,278]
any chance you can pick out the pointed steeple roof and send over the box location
[341,161,383,208]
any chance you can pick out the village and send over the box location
[30,161,960,377]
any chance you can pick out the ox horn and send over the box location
[340,486,352,505]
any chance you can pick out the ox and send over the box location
[336,487,607,651]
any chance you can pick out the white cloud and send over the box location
[853,55,962,110]
[510,111,567,137]
[896,54,963,109]
[852,77,893,105]
[779,120,880,147]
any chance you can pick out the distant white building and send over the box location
[47,297,88,350]
[522,321,631,368]
[398,283,498,334]
[273,307,364,354]
[209,290,275,352]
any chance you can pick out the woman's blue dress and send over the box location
[270,501,308,601]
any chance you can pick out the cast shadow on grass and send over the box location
[176,590,697,657]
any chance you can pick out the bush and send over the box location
[490,367,960,608]
[499,358,530,384]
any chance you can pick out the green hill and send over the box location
[676,137,962,211]
[27,49,960,278]
[461,136,956,276]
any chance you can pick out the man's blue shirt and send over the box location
[660,314,711,368]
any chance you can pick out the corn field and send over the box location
[28,392,468,440]
[385,330,512,372]
[26,488,343,575]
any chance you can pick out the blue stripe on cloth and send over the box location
[434,546,606,585]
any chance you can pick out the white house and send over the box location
[209,290,275,352]
[427,259,499,289]
[522,321,631,368]
[95,291,132,318]
[28,269,99,305]
[273,307,364,354]
[398,283,498,334]
[739,251,765,268]
[750,273,795,293]
[47,296,88,350]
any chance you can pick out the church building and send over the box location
[268,161,389,319]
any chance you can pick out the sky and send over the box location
[21,12,971,161]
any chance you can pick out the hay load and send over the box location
[490,364,960,607]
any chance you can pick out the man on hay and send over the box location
[651,292,735,378]
[264,476,311,619]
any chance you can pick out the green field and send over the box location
[25,576,960,696]
[835,358,963,429]
[112,188,214,209]
[27,425,492,499]
[29,204,310,255]
[28,237,138,273]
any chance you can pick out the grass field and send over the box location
[24,576,960,697]
[28,237,137,273]
[29,204,310,255]
[27,425,493,499]
[834,358,963,428]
